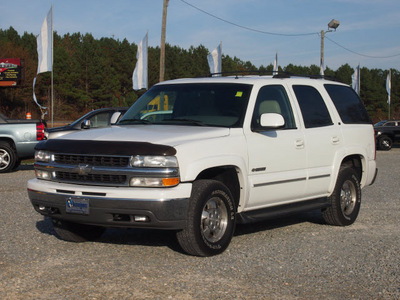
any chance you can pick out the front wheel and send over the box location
[322,167,361,226]
[176,180,236,256]
[52,218,106,242]
[378,135,392,150]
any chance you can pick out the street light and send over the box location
[320,19,340,75]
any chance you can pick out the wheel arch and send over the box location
[195,166,241,210]
[0,137,16,150]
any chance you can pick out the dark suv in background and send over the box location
[374,120,400,150]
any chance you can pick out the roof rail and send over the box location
[206,71,339,82]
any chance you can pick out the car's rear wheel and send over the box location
[52,218,106,242]
[322,167,361,226]
[0,141,17,173]
[176,180,236,256]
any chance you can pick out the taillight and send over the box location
[36,123,45,141]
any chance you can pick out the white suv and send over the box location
[28,75,378,256]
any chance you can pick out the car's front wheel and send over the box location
[378,135,392,150]
[176,180,236,256]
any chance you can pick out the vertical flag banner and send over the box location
[273,52,278,75]
[386,71,391,105]
[133,33,148,90]
[37,8,53,74]
[352,64,360,95]
[207,43,222,75]
[33,6,53,110]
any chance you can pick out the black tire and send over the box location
[322,167,361,226]
[378,135,392,150]
[0,141,17,173]
[176,180,236,257]
[52,218,106,242]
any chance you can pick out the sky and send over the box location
[1,0,400,71]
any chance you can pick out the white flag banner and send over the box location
[352,65,360,95]
[33,7,52,110]
[132,33,148,90]
[37,7,52,74]
[386,71,391,105]
[273,52,278,75]
[207,43,222,75]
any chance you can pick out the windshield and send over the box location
[119,83,252,127]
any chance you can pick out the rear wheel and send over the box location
[176,180,236,256]
[52,218,106,242]
[322,167,361,226]
[378,135,392,150]
[0,141,17,173]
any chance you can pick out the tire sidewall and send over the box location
[333,168,361,225]
[191,180,236,256]
[378,136,392,150]
[0,142,17,173]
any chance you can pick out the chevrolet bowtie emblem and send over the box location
[76,164,92,176]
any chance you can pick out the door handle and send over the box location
[332,136,340,144]
[295,139,304,149]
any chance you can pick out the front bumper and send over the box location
[27,179,191,230]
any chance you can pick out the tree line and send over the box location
[0,26,398,122]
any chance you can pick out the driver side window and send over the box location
[251,85,296,131]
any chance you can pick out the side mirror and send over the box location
[81,119,91,129]
[110,112,122,124]
[260,113,285,129]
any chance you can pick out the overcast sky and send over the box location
[2,0,399,71]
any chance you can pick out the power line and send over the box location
[325,35,400,59]
[179,0,400,60]
[178,0,318,37]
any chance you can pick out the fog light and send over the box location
[134,215,149,222]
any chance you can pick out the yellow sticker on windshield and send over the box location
[235,91,243,97]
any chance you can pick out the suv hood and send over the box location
[53,125,230,146]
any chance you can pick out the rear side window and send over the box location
[293,85,333,128]
[324,84,371,124]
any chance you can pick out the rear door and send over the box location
[291,84,342,198]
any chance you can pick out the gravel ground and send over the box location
[0,149,399,299]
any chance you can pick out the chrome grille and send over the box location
[56,171,127,185]
[54,154,130,167]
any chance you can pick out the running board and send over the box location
[236,198,330,224]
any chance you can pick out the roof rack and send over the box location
[207,71,339,82]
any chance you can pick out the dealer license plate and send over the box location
[66,197,89,215]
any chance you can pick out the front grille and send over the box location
[55,154,130,167]
[56,171,127,185]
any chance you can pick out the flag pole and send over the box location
[51,4,54,127]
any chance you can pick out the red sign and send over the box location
[0,58,22,87]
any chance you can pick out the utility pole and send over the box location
[320,29,324,76]
[159,0,169,82]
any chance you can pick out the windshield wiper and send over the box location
[118,119,152,125]
[162,118,206,126]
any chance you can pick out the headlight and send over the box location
[129,177,180,187]
[35,169,53,180]
[131,155,178,168]
[35,150,53,162]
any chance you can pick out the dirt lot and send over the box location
[0,150,399,299]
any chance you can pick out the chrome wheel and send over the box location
[201,197,228,243]
[340,180,357,217]
[0,149,11,171]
